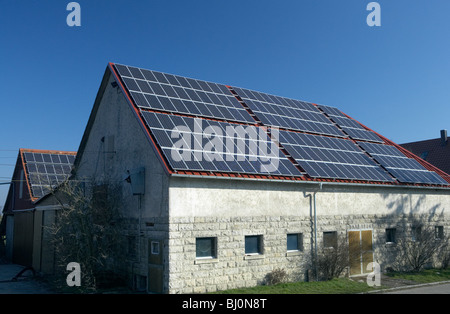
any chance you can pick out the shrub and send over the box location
[391,224,449,272]
[305,236,351,281]
[264,268,288,285]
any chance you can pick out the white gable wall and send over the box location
[75,72,170,219]
[73,71,170,289]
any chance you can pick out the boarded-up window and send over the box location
[323,231,337,249]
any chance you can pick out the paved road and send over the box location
[383,282,450,294]
[0,263,54,294]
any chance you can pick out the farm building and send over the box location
[0,149,76,270]
[2,63,450,294]
[61,63,450,293]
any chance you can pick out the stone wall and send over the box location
[167,215,309,293]
[166,212,449,294]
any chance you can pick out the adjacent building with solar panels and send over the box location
[0,149,75,267]
[5,63,449,293]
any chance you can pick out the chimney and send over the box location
[441,129,448,146]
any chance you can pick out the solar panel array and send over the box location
[279,131,394,182]
[22,151,76,198]
[141,111,300,176]
[318,104,383,143]
[114,64,254,124]
[112,63,448,186]
[357,142,448,185]
[232,87,346,137]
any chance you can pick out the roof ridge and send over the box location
[20,148,77,155]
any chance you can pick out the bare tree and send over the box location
[391,222,449,272]
[305,235,353,281]
[47,178,126,290]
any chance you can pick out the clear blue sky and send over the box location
[1,0,450,207]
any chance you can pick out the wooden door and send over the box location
[361,230,374,273]
[348,230,373,276]
[348,231,361,276]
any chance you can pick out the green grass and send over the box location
[386,268,450,284]
[212,278,382,294]
[213,269,450,294]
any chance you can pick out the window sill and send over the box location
[194,258,218,265]
[244,254,264,260]
[286,250,302,257]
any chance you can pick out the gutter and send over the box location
[10,205,65,213]
[313,182,323,281]
[170,173,450,191]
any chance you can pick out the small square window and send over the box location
[287,233,303,252]
[435,226,444,240]
[151,241,160,255]
[196,237,216,259]
[323,231,337,249]
[245,235,263,255]
[386,228,396,243]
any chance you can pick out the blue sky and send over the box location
[1,0,450,206]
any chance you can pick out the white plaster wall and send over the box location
[169,177,311,217]
[169,177,450,218]
[74,72,170,219]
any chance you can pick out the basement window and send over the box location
[245,235,263,255]
[196,237,217,259]
[386,228,396,244]
[287,233,303,252]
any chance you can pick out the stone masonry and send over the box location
[165,213,448,294]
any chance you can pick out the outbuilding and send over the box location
[0,149,76,270]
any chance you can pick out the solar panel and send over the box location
[318,104,383,143]
[112,63,448,186]
[232,87,346,137]
[278,130,394,182]
[357,142,448,185]
[141,111,302,177]
[22,151,75,198]
[114,64,255,124]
